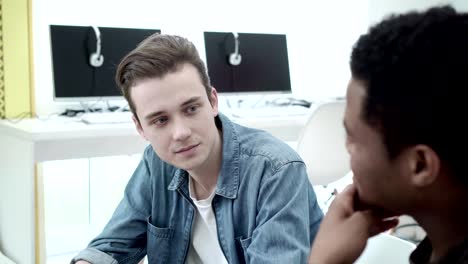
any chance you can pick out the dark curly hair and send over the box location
[350,6,468,183]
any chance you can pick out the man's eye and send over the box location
[153,117,168,125]
[186,105,198,114]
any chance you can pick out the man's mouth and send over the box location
[175,143,199,153]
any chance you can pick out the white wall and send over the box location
[368,0,468,25]
[32,0,368,116]
[33,0,468,116]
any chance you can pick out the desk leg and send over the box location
[0,134,36,264]
[35,164,46,264]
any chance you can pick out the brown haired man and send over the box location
[73,34,323,264]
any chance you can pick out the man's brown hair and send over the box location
[115,33,212,121]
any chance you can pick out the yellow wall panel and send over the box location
[2,0,32,118]
[0,2,5,119]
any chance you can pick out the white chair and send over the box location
[296,101,350,186]
[0,250,15,264]
[355,233,416,264]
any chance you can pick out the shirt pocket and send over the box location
[147,216,174,264]
[235,236,252,264]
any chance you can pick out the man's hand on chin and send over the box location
[308,184,399,264]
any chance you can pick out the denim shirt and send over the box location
[72,114,323,264]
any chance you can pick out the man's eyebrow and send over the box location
[143,96,202,122]
[181,96,202,107]
[144,110,165,122]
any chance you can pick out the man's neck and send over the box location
[190,176,216,200]
[188,129,223,200]
[414,202,468,262]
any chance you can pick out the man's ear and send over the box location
[209,87,219,116]
[407,145,440,187]
[132,114,147,141]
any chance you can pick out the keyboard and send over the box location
[80,111,133,124]
[228,105,313,118]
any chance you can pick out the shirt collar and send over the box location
[410,236,468,264]
[167,113,240,199]
[410,237,431,264]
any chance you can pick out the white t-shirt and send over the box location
[185,177,229,264]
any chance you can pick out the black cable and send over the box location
[393,223,421,231]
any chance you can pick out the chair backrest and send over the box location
[355,233,416,264]
[296,101,350,186]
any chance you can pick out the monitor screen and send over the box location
[50,25,160,100]
[204,32,291,94]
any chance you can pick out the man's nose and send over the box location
[172,120,191,141]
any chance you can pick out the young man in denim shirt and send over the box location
[72,34,323,264]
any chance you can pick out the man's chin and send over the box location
[174,160,200,172]
[354,191,399,217]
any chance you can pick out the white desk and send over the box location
[0,115,308,264]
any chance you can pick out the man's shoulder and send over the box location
[233,122,303,167]
[141,145,178,174]
[142,145,160,164]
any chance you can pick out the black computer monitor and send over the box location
[204,32,292,94]
[50,25,160,100]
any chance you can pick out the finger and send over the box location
[339,184,356,198]
[375,218,399,235]
[328,184,358,216]
[357,211,399,237]
[348,210,389,238]
[365,205,399,219]
[332,184,357,207]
